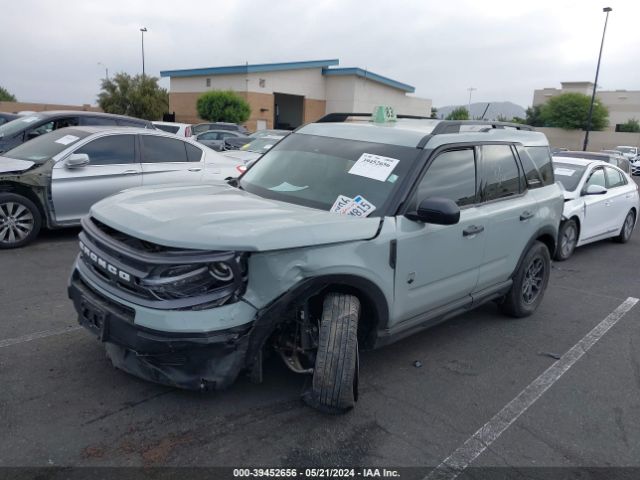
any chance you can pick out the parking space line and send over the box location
[424,296,639,480]
[0,326,82,348]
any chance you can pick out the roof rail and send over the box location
[316,112,433,123]
[430,120,534,133]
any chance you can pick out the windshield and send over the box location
[239,133,420,215]
[243,135,285,154]
[553,162,587,191]
[3,128,91,163]
[0,115,44,138]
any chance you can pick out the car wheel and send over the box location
[0,193,42,249]
[555,219,578,261]
[614,210,635,244]
[303,293,359,414]
[500,241,551,318]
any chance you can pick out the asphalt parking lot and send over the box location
[1,194,640,477]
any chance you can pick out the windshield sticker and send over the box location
[269,181,308,192]
[263,135,284,140]
[339,195,376,217]
[554,167,576,176]
[330,195,353,213]
[263,144,273,150]
[20,116,39,123]
[54,135,80,146]
[348,153,399,182]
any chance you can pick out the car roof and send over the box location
[197,129,244,135]
[152,121,191,127]
[553,156,607,167]
[299,119,548,148]
[25,110,151,123]
[58,126,189,138]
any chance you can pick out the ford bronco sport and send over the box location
[68,109,563,413]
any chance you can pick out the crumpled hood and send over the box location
[0,156,35,174]
[90,182,381,251]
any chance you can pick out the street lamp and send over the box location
[140,27,147,77]
[583,7,612,151]
[467,87,477,118]
[97,62,109,80]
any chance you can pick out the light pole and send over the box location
[140,27,147,77]
[583,7,612,151]
[97,62,109,80]
[467,87,477,118]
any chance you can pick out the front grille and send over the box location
[77,216,248,310]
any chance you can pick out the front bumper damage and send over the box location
[68,272,253,391]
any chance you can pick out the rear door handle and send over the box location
[122,170,138,175]
[520,211,534,221]
[463,225,484,237]
[188,168,202,172]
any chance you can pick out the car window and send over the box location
[553,162,587,192]
[199,132,219,140]
[29,121,54,136]
[185,143,203,162]
[585,168,606,189]
[53,117,79,130]
[481,144,522,201]
[605,167,626,188]
[220,132,237,139]
[154,124,180,134]
[411,148,476,209]
[3,128,91,163]
[117,119,146,128]
[140,135,188,163]
[74,135,136,165]
[83,117,118,126]
[523,146,554,186]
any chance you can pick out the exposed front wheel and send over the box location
[500,241,551,318]
[0,193,42,249]
[555,219,578,261]
[614,210,635,244]
[303,293,360,414]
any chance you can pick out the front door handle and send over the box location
[463,225,484,237]
[188,168,202,172]
[520,210,534,221]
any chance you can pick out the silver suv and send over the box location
[68,112,564,413]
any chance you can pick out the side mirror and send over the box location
[583,184,607,195]
[65,153,90,168]
[406,197,461,225]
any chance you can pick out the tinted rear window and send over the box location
[524,146,554,186]
[83,116,118,126]
[155,124,180,134]
[141,135,188,163]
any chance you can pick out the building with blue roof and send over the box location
[160,59,431,131]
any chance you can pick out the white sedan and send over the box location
[552,156,639,260]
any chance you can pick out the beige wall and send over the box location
[0,101,100,113]
[303,98,326,123]
[537,127,640,151]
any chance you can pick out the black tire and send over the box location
[500,241,551,318]
[0,193,42,249]
[303,293,360,414]
[554,219,578,261]
[614,210,635,244]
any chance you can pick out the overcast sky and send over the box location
[2,0,638,109]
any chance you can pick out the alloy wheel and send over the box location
[0,202,34,245]
[623,213,634,240]
[522,257,545,305]
[560,224,577,257]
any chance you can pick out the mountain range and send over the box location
[435,101,526,121]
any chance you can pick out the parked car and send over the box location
[152,121,192,137]
[0,113,19,126]
[0,126,242,248]
[614,146,639,160]
[631,158,640,176]
[68,111,563,413]
[191,122,249,136]
[551,156,639,260]
[194,130,250,151]
[222,132,288,164]
[224,129,290,151]
[0,111,154,154]
[554,150,631,175]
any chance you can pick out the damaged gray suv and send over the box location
[69,110,563,413]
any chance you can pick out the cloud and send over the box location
[1,0,637,108]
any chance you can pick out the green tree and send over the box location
[525,105,544,127]
[539,93,608,131]
[445,106,469,120]
[196,90,251,124]
[430,107,438,119]
[97,73,168,121]
[617,118,640,133]
[510,116,527,124]
[0,86,17,102]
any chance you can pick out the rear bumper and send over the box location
[68,271,253,390]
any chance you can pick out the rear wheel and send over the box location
[555,219,578,261]
[500,241,551,318]
[303,293,360,414]
[0,193,42,249]
[614,210,635,244]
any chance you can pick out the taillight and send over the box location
[185,126,192,137]
[236,165,247,174]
